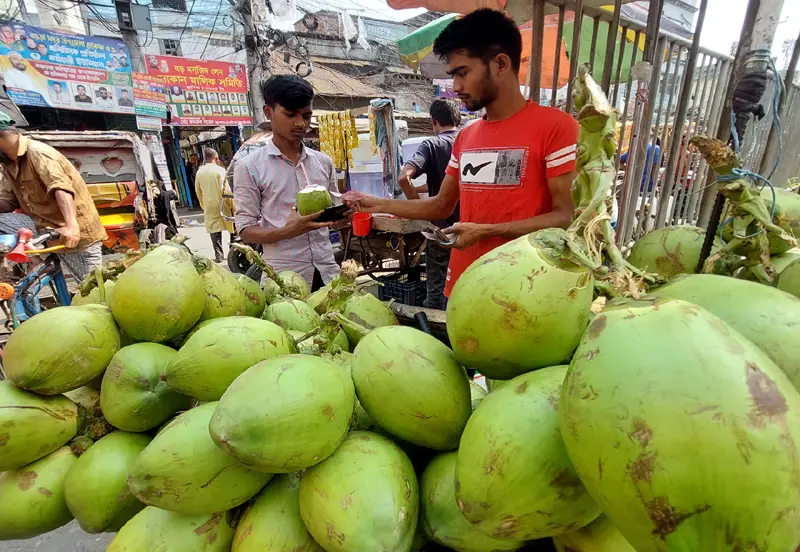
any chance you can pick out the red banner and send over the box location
[144,54,252,126]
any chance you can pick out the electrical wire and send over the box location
[178,0,198,40]
[199,0,225,58]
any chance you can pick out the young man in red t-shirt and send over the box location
[344,9,578,297]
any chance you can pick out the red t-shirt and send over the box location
[443,101,579,296]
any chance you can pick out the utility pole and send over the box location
[237,0,268,128]
[120,30,145,73]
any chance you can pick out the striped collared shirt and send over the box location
[233,138,340,286]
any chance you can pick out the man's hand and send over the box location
[57,223,80,249]
[443,222,490,250]
[342,191,382,213]
[284,210,332,239]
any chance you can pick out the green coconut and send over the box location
[560,299,800,551]
[0,381,80,471]
[237,274,267,317]
[299,431,418,552]
[457,366,599,541]
[469,380,487,410]
[101,343,190,432]
[288,328,349,353]
[351,326,471,450]
[0,446,76,540]
[111,244,205,343]
[341,291,399,345]
[485,378,508,392]
[65,431,151,533]
[773,249,800,299]
[306,284,331,314]
[210,354,355,473]
[4,305,121,394]
[279,270,311,299]
[762,186,800,254]
[165,317,296,401]
[296,184,333,216]
[421,452,523,552]
[128,402,271,515]
[71,279,116,306]
[108,507,236,552]
[649,273,800,390]
[232,473,323,552]
[447,230,594,380]
[263,278,282,304]
[62,385,113,442]
[194,256,247,321]
[627,225,714,279]
[263,298,321,332]
[553,516,636,552]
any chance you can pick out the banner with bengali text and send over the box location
[144,54,252,126]
[0,22,134,114]
[133,72,167,120]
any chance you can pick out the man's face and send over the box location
[77,87,86,96]
[265,103,312,143]
[122,90,129,98]
[100,89,108,99]
[9,55,24,71]
[37,44,46,55]
[446,50,500,112]
[54,83,61,93]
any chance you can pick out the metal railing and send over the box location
[526,0,735,248]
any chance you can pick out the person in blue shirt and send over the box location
[620,138,661,192]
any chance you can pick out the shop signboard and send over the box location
[0,22,134,114]
[145,54,252,126]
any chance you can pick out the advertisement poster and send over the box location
[0,22,134,114]
[145,54,252,126]
[133,72,167,118]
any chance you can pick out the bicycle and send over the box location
[0,227,71,330]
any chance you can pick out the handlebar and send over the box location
[29,229,60,247]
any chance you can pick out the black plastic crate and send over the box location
[377,270,427,307]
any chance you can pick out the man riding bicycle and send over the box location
[0,112,106,282]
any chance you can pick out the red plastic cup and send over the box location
[352,212,372,236]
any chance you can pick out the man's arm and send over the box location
[54,189,80,248]
[0,199,17,213]
[445,172,576,249]
[398,164,420,200]
[234,160,330,245]
[346,172,459,221]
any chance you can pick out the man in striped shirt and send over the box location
[344,9,577,297]
[233,75,339,290]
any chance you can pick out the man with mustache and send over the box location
[344,9,578,301]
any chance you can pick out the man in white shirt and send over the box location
[3,53,35,92]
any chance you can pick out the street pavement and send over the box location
[0,216,230,552]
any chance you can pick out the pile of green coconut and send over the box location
[2,70,800,551]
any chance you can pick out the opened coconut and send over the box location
[165,317,295,400]
[232,473,322,552]
[101,343,190,432]
[649,274,800,390]
[210,354,354,472]
[296,184,333,216]
[0,381,80,471]
[108,507,236,552]
[65,431,151,533]
[237,274,267,317]
[263,298,320,332]
[299,431,418,552]
[561,299,800,551]
[351,326,471,450]
[0,446,76,540]
[128,402,271,514]
[421,452,522,552]
[447,229,594,379]
[457,366,600,541]
[194,256,246,321]
[3,304,120,394]
[111,244,205,343]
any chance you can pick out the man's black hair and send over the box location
[429,99,461,127]
[433,9,522,72]
[262,75,314,110]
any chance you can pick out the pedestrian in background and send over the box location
[195,147,232,263]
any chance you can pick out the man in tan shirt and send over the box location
[0,113,106,281]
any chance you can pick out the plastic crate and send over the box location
[377,270,427,307]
